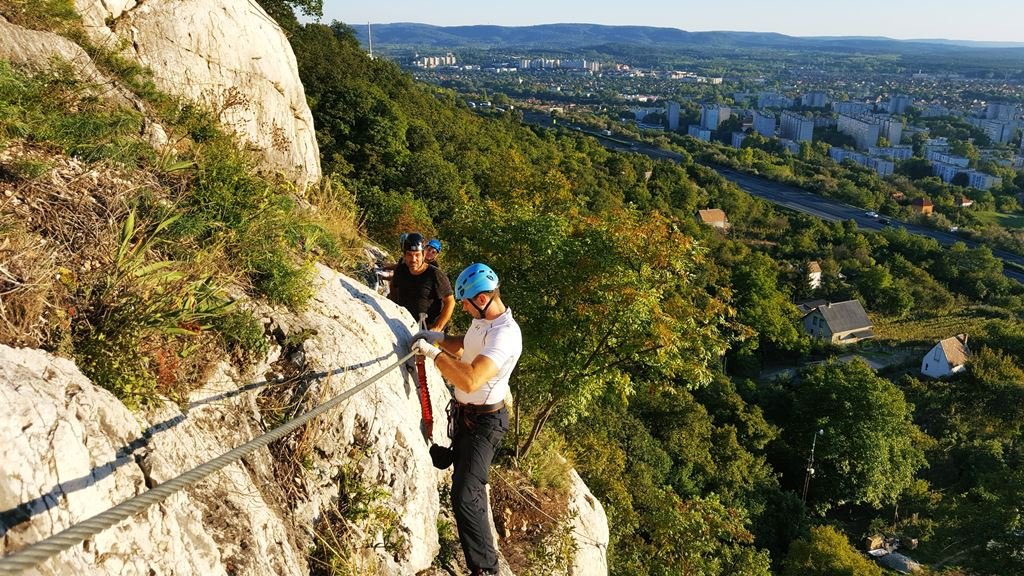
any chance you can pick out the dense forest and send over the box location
[265,5,1024,573]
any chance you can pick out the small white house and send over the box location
[807,261,822,290]
[921,334,970,378]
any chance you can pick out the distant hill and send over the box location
[352,22,1024,57]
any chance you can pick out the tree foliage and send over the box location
[782,525,882,576]
[786,360,926,510]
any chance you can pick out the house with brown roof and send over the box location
[801,299,874,345]
[911,198,933,215]
[921,334,970,378]
[807,261,822,289]
[697,208,731,231]
[955,195,974,208]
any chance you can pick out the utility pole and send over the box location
[802,429,824,506]
[367,22,373,60]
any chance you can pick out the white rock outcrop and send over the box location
[568,469,610,575]
[1,265,455,574]
[74,0,321,185]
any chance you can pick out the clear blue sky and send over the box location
[320,0,1024,43]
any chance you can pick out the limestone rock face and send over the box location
[0,265,454,574]
[74,0,321,185]
[0,16,94,74]
[0,346,226,575]
[568,469,610,576]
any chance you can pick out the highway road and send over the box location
[520,111,1024,284]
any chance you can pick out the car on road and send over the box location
[865,211,879,218]
[879,217,891,225]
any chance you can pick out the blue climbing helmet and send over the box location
[426,238,442,253]
[455,263,499,300]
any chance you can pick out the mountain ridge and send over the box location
[352,22,1024,54]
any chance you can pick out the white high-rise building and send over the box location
[758,92,794,109]
[753,110,776,136]
[986,102,1017,121]
[666,101,681,131]
[700,104,731,130]
[837,114,881,150]
[888,95,913,114]
[874,114,903,145]
[833,101,874,116]
[688,125,712,141]
[802,92,829,108]
[780,111,814,143]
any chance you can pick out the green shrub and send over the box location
[212,309,268,367]
[522,429,572,492]
[72,212,235,407]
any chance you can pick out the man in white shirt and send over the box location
[412,263,522,576]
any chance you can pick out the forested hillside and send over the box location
[5,0,1019,571]
[265,1,1024,571]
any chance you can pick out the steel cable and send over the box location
[0,351,415,575]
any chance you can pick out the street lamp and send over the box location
[802,429,824,505]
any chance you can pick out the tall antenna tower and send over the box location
[367,22,374,60]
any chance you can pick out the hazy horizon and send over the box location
[320,0,1024,44]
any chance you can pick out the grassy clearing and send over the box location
[974,210,1024,229]
[0,54,362,406]
[874,307,1007,346]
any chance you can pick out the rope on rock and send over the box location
[0,351,416,575]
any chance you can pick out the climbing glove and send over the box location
[411,338,441,360]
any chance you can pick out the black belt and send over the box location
[458,400,505,414]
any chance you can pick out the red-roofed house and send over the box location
[911,198,934,215]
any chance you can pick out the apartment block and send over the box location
[830,148,894,177]
[753,110,776,136]
[758,92,794,109]
[986,102,1017,121]
[780,111,814,142]
[968,171,1002,190]
[666,101,681,131]
[700,104,731,130]
[926,150,970,168]
[832,101,874,116]
[888,95,913,114]
[802,92,829,108]
[688,125,712,141]
[837,114,880,150]
[968,118,1016,144]
[932,161,963,183]
[868,145,913,160]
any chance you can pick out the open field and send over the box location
[974,210,1024,229]
[873,307,1003,345]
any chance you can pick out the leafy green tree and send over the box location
[731,252,805,359]
[448,203,734,459]
[256,0,322,32]
[782,525,882,576]
[571,408,771,576]
[787,360,926,510]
